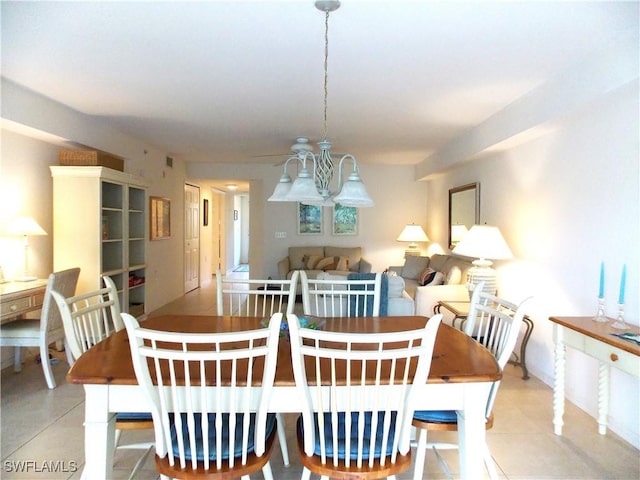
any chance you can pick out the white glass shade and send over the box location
[268,173,293,201]
[284,168,324,203]
[452,225,513,261]
[332,171,374,207]
[397,224,429,243]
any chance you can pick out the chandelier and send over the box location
[268,1,374,208]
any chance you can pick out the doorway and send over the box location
[184,183,200,292]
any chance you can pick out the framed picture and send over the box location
[203,199,209,226]
[150,196,171,240]
[333,203,358,235]
[298,203,323,235]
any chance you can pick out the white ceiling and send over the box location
[2,1,636,173]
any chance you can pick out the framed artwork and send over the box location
[150,196,171,240]
[203,199,209,226]
[297,203,323,235]
[333,203,358,235]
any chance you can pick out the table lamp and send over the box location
[6,216,48,282]
[452,224,512,294]
[451,224,469,247]
[397,224,429,257]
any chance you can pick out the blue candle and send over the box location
[618,264,626,304]
[598,262,605,299]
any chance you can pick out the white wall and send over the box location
[187,162,430,278]
[424,80,639,447]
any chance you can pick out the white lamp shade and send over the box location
[6,216,47,236]
[396,224,429,243]
[332,171,374,207]
[451,224,469,243]
[452,225,512,260]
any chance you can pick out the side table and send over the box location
[435,300,534,380]
[549,316,639,436]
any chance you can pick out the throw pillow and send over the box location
[386,274,405,298]
[316,256,337,271]
[335,256,349,271]
[303,254,324,270]
[446,266,462,285]
[401,255,430,280]
[419,267,445,286]
[418,267,437,286]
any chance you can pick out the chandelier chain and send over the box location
[323,9,330,141]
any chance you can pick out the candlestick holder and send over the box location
[593,297,608,323]
[611,304,629,330]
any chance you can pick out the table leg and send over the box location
[552,327,566,435]
[457,383,490,480]
[597,361,610,435]
[82,385,115,479]
[518,316,534,380]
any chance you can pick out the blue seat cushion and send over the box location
[170,412,276,462]
[115,412,152,421]
[297,411,398,460]
[413,410,457,424]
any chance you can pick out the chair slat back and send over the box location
[41,267,81,335]
[122,312,282,472]
[288,313,442,470]
[50,275,121,361]
[216,269,299,317]
[464,285,532,416]
[300,271,382,317]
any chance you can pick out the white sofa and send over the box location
[306,271,415,316]
[388,254,473,317]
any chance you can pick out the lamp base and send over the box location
[466,263,498,296]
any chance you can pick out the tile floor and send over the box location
[1,276,638,479]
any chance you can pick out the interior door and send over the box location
[184,183,200,292]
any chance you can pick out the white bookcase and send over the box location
[50,166,148,317]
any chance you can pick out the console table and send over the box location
[435,300,534,379]
[0,280,48,325]
[549,316,640,436]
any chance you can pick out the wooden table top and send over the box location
[67,315,501,386]
[549,316,640,356]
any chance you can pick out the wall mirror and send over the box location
[448,182,480,249]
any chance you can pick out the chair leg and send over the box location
[301,467,312,480]
[260,461,274,480]
[126,444,154,480]
[275,413,290,466]
[412,427,428,480]
[13,346,22,372]
[40,338,56,389]
[64,338,74,367]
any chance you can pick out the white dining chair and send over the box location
[299,270,382,318]
[288,312,443,480]
[216,268,299,467]
[51,275,154,480]
[216,268,300,317]
[0,267,80,389]
[411,284,533,480]
[121,311,283,480]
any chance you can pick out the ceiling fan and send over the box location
[254,137,346,166]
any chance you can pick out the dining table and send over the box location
[67,314,501,480]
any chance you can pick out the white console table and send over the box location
[549,316,640,435]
